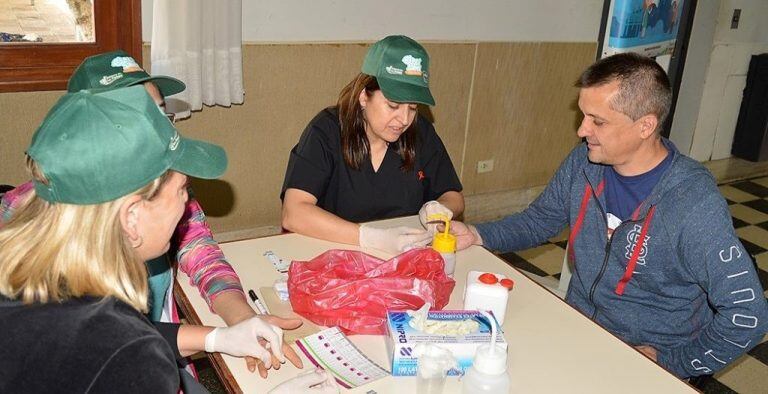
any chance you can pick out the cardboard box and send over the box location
[385,310,507,376]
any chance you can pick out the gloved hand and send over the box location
[419,200,453,234]
[268,368,339,394]
[359,224,432,254]
[205,316,284,368]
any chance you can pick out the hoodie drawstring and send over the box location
[615,206,656,295]
[567,179,657,296]
[567,180,604,264]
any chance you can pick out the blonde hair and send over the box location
[0,158,169,313]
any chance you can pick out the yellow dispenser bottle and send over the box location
[430,214,457,276]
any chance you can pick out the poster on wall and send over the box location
[605,0,683,57]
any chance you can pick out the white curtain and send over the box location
[151,0,244,110]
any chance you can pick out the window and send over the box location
[0,0,141,92]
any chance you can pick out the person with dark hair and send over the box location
[281,36,464,254]
[451,53,768,379]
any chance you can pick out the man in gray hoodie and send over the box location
[452,53,768,379]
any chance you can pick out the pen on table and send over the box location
[248,289,270,315]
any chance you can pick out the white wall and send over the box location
[686,0,768,161]
[142,0,603,43]
[141,0,152,40]
[668,0,719,155]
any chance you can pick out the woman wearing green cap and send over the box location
[281,35,464,254]
[0,86,318,393]
[0,50,297,377]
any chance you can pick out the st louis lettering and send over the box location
[690,359,712,374]
[732,314,758,328]
[718,245,742,262]
[730,288,756,304]
[726,270,748,279]
[704,349,727,364]
[722,336,751,349]
[719,244,760,331]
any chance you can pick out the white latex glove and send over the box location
[418,200,453,234]
[204,316,284,368]
[359,224,432,254]
[268,368,339,394]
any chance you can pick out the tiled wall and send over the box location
[0,41,596,234]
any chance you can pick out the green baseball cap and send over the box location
[27,86,227,205]
[67,50,185,97]
[361,35,435,106]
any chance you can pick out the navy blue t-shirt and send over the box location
[604,150,673,225]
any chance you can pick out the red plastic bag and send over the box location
[288,248,456,335]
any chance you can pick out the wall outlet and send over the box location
[477,159,494,173]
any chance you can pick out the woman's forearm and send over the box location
[212,291,258,326]
[282,200,360,245]
[437,191,465,218]
[177,325,215,357]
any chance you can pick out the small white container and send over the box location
[414,344,457,394]
[461,311,510,394]
[463,271,514,324]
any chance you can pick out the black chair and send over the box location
[688,374,715,390]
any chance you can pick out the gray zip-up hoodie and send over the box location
[476,140,768,378]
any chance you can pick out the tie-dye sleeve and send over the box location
[2,182,244,311]
[175,195,245,310]
[0,181,35,227]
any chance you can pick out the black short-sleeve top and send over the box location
[281,107,462,223]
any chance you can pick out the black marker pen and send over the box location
[248,289,269,315]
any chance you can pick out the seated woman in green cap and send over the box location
[0,50,293,377]
[0,86,318,393]
[281,35,464,254]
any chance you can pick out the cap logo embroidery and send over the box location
[402,55,423,76]
[110,56,144,73]
[169,131,180,151]
[99,72,123,86]
[386,65,404,75]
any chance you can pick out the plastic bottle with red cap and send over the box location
[463,271,513,324]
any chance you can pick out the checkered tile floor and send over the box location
[498,176,768,394]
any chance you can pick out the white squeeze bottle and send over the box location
[462,310,510,393]
[430,215,457,276]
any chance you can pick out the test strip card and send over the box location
[296,327,389,389]
[263,250,290,273]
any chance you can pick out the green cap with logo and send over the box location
[27,85,227,205]
[67,50,185,97]
[361,35,435,106]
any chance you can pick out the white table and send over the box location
[175,217,696,393]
